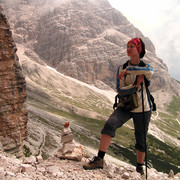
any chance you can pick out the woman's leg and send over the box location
[83,108,130,170]
[132,111,151,156]
[136,150,145,164]
[132,111,151,174]
[100,107,131,153]
[99,134,112,152]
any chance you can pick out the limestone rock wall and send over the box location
[0,6,28,157]
[2,0,180,95]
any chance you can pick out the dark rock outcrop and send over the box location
[0,6,28,157]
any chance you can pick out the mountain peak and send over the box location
[2,0,180,95]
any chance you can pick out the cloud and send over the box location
[108,0,180,81]
[151,2,180,81]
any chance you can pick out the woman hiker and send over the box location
[83,38,154,175]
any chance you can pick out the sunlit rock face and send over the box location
[0,6,28,157]
[1,0,180,95]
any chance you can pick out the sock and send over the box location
[137,162,143,167]
[98,150,106,159]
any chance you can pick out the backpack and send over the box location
[113,60,156,111]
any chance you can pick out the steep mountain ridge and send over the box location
[2,0,180,95]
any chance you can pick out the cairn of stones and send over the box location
[55,122,83,161]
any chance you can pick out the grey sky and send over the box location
[107,0,180,81]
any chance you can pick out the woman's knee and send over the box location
[135,144,146,152]
[101,119,116,137]
[134,131,146,151]
[103,118,118,131]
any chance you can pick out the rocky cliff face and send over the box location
[1,0,180,95]
[0,6,28,157]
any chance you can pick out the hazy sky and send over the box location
[107,0,180,81]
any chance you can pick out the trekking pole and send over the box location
[141,82,148,180]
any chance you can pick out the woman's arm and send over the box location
[126,64,154,81]
[116,66,137,96]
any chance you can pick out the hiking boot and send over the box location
[83,156,104,170]
[136,165,144,175]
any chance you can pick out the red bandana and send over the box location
[128,38,142,54]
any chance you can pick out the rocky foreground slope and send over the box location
[0,148,180,180]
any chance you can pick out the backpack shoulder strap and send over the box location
[138,60,156,111]
[123,60,146,69]
[145,86,156,111]
[139,60,146,67]
[144,76,156,111]
[123,60,130,70]
[114,60,129,109]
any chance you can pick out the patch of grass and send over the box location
[147,134,180,174]
[105,132,180,174]
[167,96,180,116]
[158,111,173,119]
[113,125,135,148]
[27,92,112,117]
[23,145,32,157]
[152,111,180,139]
[29,102,107,134]
[72,129,100,149]
[37,116,63,132]
[64,96,112,116]
[109,142,136,165]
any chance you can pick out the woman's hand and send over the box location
[117,69,127,80]
[135,75,144,87]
